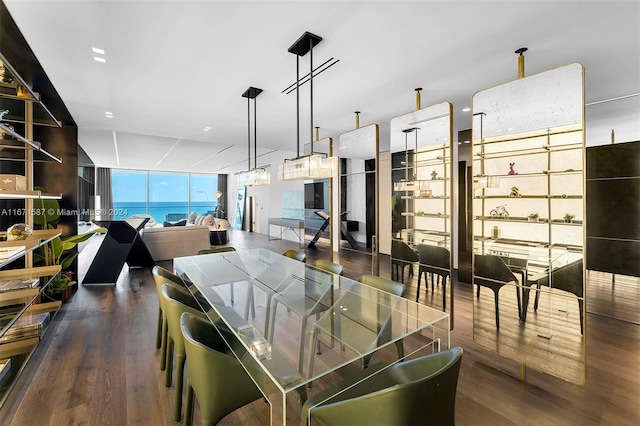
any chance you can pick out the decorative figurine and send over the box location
[563,213,575,223]
[527,212,539,222]
[490,204,509,218]
[509,186,521,198]
[431,170,438,180]
[508,162,518,175]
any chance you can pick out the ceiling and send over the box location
[5,0,640,174]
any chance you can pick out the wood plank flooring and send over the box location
[1,228,639,425]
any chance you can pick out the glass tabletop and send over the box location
[174,248,450,419]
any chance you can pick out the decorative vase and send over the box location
[6,223,33,240]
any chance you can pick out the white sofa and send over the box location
[142,225,211,261]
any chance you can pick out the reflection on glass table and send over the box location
[174,248,449,425]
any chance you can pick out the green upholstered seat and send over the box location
[283,249,307,263]
[180,312,263,426]
[301,347,463,426]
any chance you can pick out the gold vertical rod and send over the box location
[25,97,34,268]
[315,126,319,142]
[611,129,615,144]
[354,111,360,129]
[516,47,528,79]
[520,362,526,381]
[415,87,422,110]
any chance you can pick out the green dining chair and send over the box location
[313,259,343,276]
[180,312,263,426]
[198,246,236,255]
[268,259,342,371]
[283,249,307,263]
[196,246,251,317]
[357,274,406,368]
[307,274,405,376]
[161,284,208,422]
[152,266,194,371]
[301,347,464,426]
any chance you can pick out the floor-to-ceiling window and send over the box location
[149,172,189,222]
[112,170,148,219]
[111,169,220,221]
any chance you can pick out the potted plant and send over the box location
[564,213,575,223]
[527,212,539,222]
[32,187,105,301]
[41,229,106,302]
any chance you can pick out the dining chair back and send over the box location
[302,347,464,426]
[474,254,519,329]
[416,245,451,310]
[161,284,207,421]
[180,312,263,426]
[284,249,307,263]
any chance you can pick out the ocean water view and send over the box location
[112,201,217,222]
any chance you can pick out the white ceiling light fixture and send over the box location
[278,31,337,181]
[462,107,471,112]
[105,111,113,118]
[92,47,106,63]
[237,86,270,187]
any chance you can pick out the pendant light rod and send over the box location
[415,87,422,110]
[355,111,360,129]
[310,37,314,155]
[241,86,263,171]
[296,52,300,158]
[288,31,323,159]
[515,47,528,79]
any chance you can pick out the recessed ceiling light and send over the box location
[94,56,106,63]
[462,107,471,112]
[464,140,470,144]
[458,142,462,145]
[203,126,212,131]
[92,47,105,55]
[105,111,113,118]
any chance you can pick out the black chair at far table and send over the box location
[301,346,463,426]
[416,244,451,311]
[391,240,419,283]
[473,254,521,329]
[523,257,584,335]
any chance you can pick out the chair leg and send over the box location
[160,317,168,371]
[578,298,584,335]
[395,339,405,361]
[173,354,186,421]
[165,337,174,387]
[430,273,435,291]
[476,284,481,299]
[494,290,500,329]
[416,270,422,301]
[442,277,447,311]
[155,308,163,349]
[184,383,195,426]
[298,316,308,373]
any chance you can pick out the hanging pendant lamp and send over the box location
[278,31,338,181]
[237,86,270,186]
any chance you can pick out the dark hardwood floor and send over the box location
[1,228,638,425]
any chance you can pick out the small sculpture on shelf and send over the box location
[431,170,438,180]
[509,186,521,198]
[508,162,518,175]
[527,212,539,222]
[6,223,32,240]
[489,204,509,218]
[563,213,575,223]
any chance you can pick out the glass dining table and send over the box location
[174,248,450,425]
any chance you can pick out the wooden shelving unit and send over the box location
[0,51,64,407]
